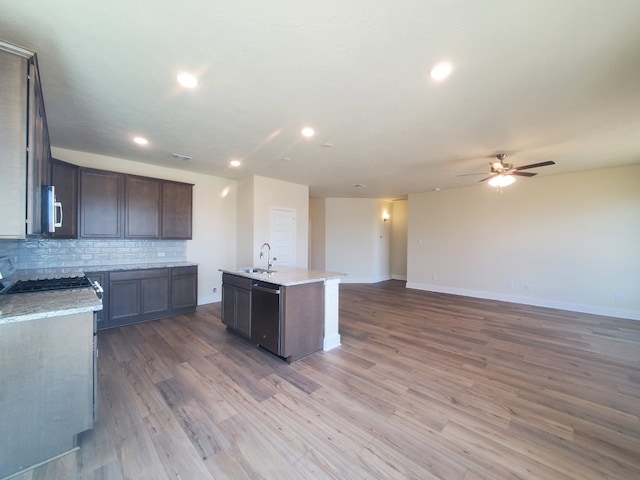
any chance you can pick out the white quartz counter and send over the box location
[0,288,102,324]
[219,266,346,286]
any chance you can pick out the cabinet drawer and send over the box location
[222,273,253,290]
[172,266,197,277]
[110,268,169,281]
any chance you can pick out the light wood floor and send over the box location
[15,281,640,479]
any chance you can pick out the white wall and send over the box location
[52,147,237,305]
[325,198,391,283]
[390,200,408,280]
[309,197,326,271]
[407,164,640,320]
[236,176,254,267]
[249,176,309,268]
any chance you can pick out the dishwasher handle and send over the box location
[253,284,280,295]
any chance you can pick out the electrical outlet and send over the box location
[507,281,514,289]
[212,287,217,293]
[432,274,438,281]
[525,282,531,291]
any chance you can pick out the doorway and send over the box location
[270,207,296,267]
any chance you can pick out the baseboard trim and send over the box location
[405,282,640,321]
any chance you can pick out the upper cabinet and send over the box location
[79,167,192,240]
[50,159,78,239]
[79,168,123,238]
[0,42,51,239]
[162,181,193,240]
[125,175,161,238]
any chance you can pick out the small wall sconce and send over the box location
[382,212,390,222]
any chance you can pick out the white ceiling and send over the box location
[2,0,640,198]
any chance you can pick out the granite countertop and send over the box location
[0,288,102,324]
[219,265,347,286]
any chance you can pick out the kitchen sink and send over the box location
[237,267,277,274]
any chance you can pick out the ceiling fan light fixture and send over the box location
[488,175,515,187]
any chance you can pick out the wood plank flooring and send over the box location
[13,280,640,479]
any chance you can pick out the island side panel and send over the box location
[323,278,341,351]
[0,311,94,478]
[281,281,324,361]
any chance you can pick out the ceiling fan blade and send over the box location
[512,171,537,177]
[456,172,486,177]
[514,160,556,171]
[478,175,496,182]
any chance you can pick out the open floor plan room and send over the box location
[15,281,640,480]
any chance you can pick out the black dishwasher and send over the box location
[250,280,281,355]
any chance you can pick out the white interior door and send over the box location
[270,207,296,267]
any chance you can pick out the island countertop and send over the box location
[219,266,346,286]
[0,288,103,325]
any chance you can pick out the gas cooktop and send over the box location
[5,276,92,294]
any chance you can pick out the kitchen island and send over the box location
[0,288,102,479]
[219,266,345,362]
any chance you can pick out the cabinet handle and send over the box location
[252,285,280,295]
[54,201,63,228]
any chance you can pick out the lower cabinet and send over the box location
[110,268,171,324]
[221,273,324,362]
[0,311,94,479]
[172,266,198,313]
[221,273,252,337]
[89,265,198,330]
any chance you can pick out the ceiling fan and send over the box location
[462,154,556,187]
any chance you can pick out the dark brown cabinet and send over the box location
[221,273,324,362]
[125,176,161,238]
[50,159,78,238]
[162,181,193,239]
[78,167,192,240]
[26,54,51,236]
[171,266,198,313]
[109,268,171,325]
[94,265,197,330]
[221,273,252,337]
[79,169,123,238]
[0,43,51,239]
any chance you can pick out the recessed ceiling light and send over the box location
[133,136,148,145]
[229,159,241,168]
[430,62,453,81]
[177,72,198,88]
[353,183,367,188]
[321,143,333,148]
[301,127,315,138]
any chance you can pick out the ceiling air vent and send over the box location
[169,153,192,161]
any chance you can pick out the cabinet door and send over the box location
[125,176,161,238]
[79,169,123,238]
[25,56,50,236]
[109,279,141,321]
[235,287,251,338]
[221,284,235,328]
[162,181,193,239]
[0,48,28,239]
[172,266,198,312]
[51,159,78,239]
[141,276,170,315]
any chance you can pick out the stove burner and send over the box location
[6,276,92,294]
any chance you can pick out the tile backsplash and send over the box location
[0,238,187,270]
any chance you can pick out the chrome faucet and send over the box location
[259,242,272,270]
